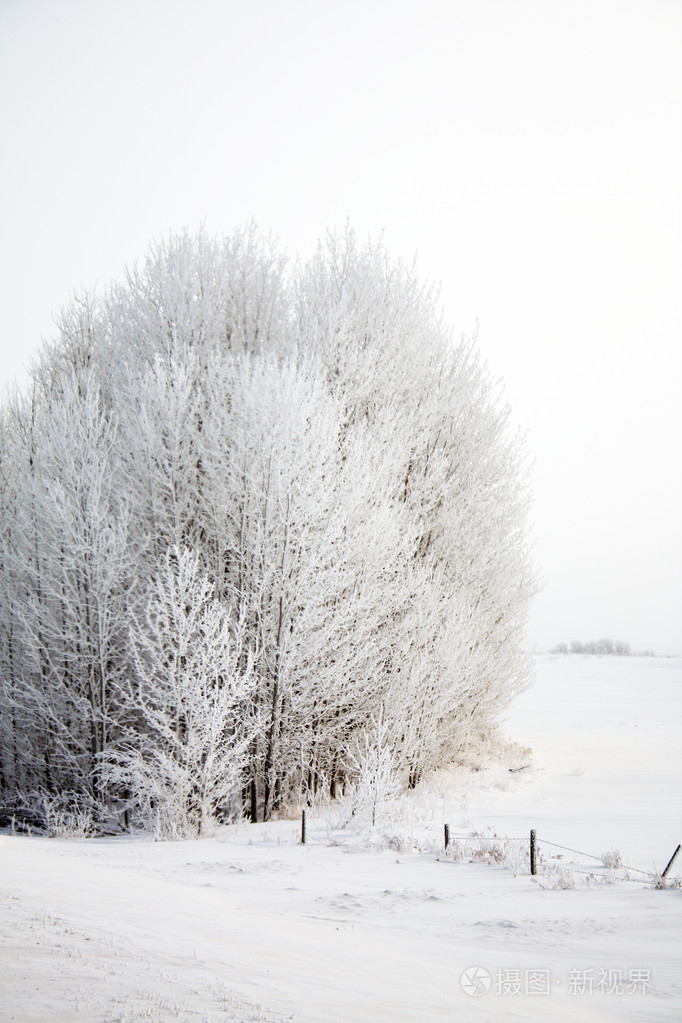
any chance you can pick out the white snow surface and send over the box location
[1,654,681,1022]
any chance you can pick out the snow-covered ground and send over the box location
[1,654,680,1022]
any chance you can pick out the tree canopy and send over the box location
[0,225,536,834]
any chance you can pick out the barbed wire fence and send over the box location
[441,824,681,887]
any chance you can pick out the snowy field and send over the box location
[1,654,681,1023]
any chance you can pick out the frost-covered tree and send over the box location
[346,708,400,828]
[295,229,535,783]
[202,349,422,818]
[102,547,259,838]
[0,371,130,806]
[0,224,536,832]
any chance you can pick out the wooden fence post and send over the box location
[661,843,680,879]
[530,829,537,875]
[301,809,306,845]
[444,823,450,850]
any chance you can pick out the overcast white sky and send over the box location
[1,0,680,655]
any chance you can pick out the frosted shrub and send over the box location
[397,774,445,824]
[601,848,624,870]
[585,871,618,886]
[503,840,529,878]
[539,865,576,890]
[468,833,508,865]
[446,830,528,876]
[38,792,96,838]
[650,872,682,890]
[369,827,421,855]
[346,709,400,828]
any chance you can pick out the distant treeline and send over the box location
[550,639,655,657]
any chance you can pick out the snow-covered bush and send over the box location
[41,793,97,839]
[18,791,98,838]
[344,710,400,828]
[601,848,624,870]
[539,865,576,890]
[444,829,529,877]
[650,871,682,890]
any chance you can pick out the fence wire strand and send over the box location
[539,838,652,876]
[447,830,665,881]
